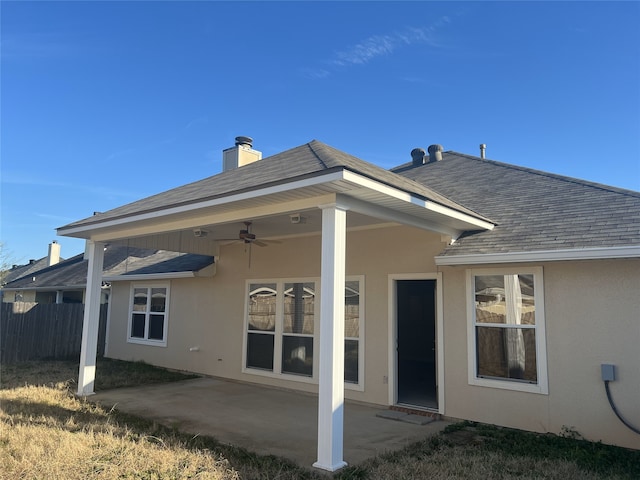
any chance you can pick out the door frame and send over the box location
[388,272,444,413]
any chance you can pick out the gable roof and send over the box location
[2,245,214,290]
[393,152,640,261]
[59,140,491,232]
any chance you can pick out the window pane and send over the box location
[149,314,164,340]
[345,280,360,338]
[476,275,535,325]
[248,283,277,331]
[133,288,148,312]
[246,332,274,370]
[282,336,313,376]
[131,313,145,338]
[344,339,359,384]
[476,326,537,382]
[284,282,315,334]
[150,288,166,312]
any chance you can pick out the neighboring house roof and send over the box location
[2,257,56,286]
[393,152,640,259]
[60,140,491,231]
[2,245,215,290]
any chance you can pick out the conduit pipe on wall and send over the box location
[602,364,640,435]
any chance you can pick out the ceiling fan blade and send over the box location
[253,240,268,247]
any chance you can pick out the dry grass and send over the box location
[1,360,638,479]
[340,445,618,480]
[0,382,239,480]
[0,357,198,391]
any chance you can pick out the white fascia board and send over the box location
[435,245,640,266]
[336,194,464,238]
[103,271,196,282]
[58,168,494,238]
[341,170,495,231]
[57,171,348,237]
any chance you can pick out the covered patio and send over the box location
[60,140,491,470]
[91,376,450,468]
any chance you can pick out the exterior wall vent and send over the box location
[223,136,262,172]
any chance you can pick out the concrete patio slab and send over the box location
[92,377,450,468]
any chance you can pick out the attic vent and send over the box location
[410,148,427,166]
[428,144,443,162]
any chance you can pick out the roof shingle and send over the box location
[393,152,640,255]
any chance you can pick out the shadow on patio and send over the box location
[92,377,450,468]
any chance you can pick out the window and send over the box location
[344,280,361,384]
[128,284,169,346]
[244,277,364,386]
[467,268,547,394]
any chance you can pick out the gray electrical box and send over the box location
[601,364,616,382]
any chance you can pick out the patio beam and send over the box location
[313,203,348,472]
[77,240,105,396]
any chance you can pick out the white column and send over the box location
[313,203,348,471]
[55,290,63,304]
[77,240,105,396]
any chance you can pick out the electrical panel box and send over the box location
[601,364,616,382]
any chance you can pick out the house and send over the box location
[2,244,215,305]
[1,241,63,302]
[57,137,640,470]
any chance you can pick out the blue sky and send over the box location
[2,1,639,263]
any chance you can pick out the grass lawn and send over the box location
[1,359,639,479]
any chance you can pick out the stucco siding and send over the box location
[441,259,640,450]
[105,225,445,405]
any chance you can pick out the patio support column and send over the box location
[313,202,348,472]
[77,240,105,396]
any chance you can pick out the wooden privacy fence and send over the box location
[0,302,108,363]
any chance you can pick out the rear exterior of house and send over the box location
[59,138,640,468]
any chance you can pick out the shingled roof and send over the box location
[392,152,640,257]
[2,257,53,286]
[2,245,214,290]
[60,140,488,231]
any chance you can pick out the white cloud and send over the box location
[307,16,451,76]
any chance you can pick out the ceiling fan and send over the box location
[218,221,280,268]
[237,221,268,247]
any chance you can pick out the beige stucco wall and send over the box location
[104,226,640,450]
[105,225,445,405]
[441,258,640,450]
[2,290,36,303]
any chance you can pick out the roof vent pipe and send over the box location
[410,148,427,166]
[427,144,443,162]
[480,143,486,159]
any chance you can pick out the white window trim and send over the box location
[242,276,365,390]
[127,282,170,347]
[345,275,365,392]
[466,267,548,395]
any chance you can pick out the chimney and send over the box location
[48,240,61,266]
[427,144,443,162]
[222,136,262,172]
[480,143,486,159]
